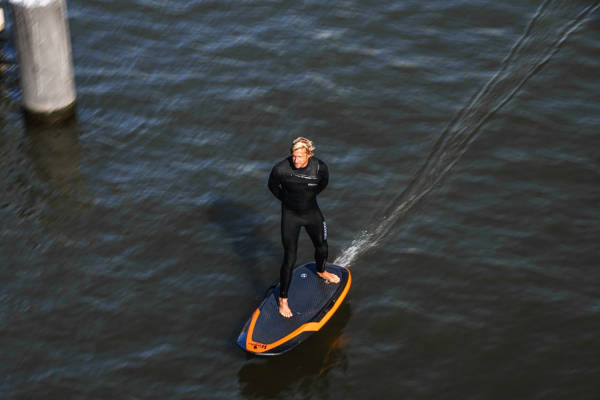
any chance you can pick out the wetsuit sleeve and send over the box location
[268,166,284,201]
[316,160,329,194]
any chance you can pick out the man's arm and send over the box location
[316,160,329,194]
[268,166,283,200]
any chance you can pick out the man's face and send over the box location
[292,148,311,169]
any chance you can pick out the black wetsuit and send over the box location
[268,156,329,298]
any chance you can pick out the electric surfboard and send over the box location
[237,262,351,356]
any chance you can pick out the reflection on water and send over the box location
[238,303,351,400]
[26,119,82,194]
[25,118,92,234]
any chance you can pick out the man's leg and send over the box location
[306,209,340,284]
[279,207,301,317]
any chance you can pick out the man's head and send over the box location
[290,137,314,169]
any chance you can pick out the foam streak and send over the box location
[335,0,599,267]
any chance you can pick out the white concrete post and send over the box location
[1,5,5,33]
[9,0,76,122]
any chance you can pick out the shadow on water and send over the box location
[237,302,352,400]
[206,196,281,297]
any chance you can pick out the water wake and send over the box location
[335,0,599,267]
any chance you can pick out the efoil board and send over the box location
[237,262,351,356]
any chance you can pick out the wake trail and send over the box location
[335,0,599,267]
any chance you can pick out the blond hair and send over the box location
[290,137,315,155]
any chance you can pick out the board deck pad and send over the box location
[237,262,351,355]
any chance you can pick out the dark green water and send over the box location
[1,0,599,399]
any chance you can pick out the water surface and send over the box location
[1,0,599,399]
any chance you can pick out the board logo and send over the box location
[250,342,267,350]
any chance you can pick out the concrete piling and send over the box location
[9,0,76,123]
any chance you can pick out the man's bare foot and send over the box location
[279,297,293,318]
[317,270,340,284]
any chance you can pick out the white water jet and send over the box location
[335,0,599,267]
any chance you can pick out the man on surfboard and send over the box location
[268,137,340,318]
